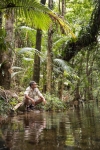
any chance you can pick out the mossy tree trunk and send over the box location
[0,10,14,89]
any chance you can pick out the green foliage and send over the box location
[15,26,36,47]
[0,0,52,30]
[53,58,79,88]
[65,0,94,35]
[0,97,19,115]
[0,99,10,115]
[42,93,67,111]
[0,0,75,37]
[54,59,73,73]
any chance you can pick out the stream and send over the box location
[0,102,100,150]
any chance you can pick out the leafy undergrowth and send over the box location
[0,98,19,116]
[35,93,69,111]
[0,92,69,116]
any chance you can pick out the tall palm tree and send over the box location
[57,0,66,98]
[46,0,54,93]
[33,0,46,84]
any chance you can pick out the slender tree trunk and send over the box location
[46,26,53,93]
[62,0,66,16]
[33,29,42,84]
[46,0,53,93]
[86,50,94,100]
[85,50,89,100]
[0,11,14,89]
[0,11,3,85]
[86,51,91,100]
[33,0,46,84]
[42,62,47,93]
[0,11,2,63]
[58,74,64,99]
[58,0,61,14]
[89,62,94,99]
[0,11,2,27]
[74,55,83,100]
[58,0,66,98]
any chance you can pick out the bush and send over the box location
[38,93,68,111]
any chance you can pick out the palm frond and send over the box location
[53,36,69,50]
[0,0,51,30]
[23,57,33,61]
[18,47,42,57]
[11,71,23,78]
[54,58,73,72]
[12,66,22,70]
[18,47,40,54]
[19,26,36,31]
[48,12,76,38]
[0,0,75,37]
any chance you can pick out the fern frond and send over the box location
[0,0,75,37]
[48,12,76,38]
[18,47,40,54]
[54,59,73,72]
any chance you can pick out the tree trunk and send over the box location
[58,0,61,14]
[86,50,94,100]
[46,0,53,93]
[74,55,83,100]
[0,11,2,62]
[62,0,66,17]
[33,0,46,84]
[33,29,42,84]
[0,11,3,86]
[42,62,47,93]
[58,75,64,99]
[0,11,2,27]
[0,10,14,89]
[46,26,53,93]
[57,0,66,98]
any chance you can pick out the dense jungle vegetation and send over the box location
[0,0,100,116]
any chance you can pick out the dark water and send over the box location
[0,103,100,150]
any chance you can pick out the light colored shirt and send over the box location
[24,87,43,100]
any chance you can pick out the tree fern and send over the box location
[0,0,75,37]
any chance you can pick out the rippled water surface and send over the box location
[0,102,100,150]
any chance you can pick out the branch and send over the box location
[63,0,100,61]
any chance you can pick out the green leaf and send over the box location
[11,71,23,78]
[18,47,40,54]
[0,0,75,37]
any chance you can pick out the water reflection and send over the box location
[0,103,100,150]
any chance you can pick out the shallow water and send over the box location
[0,102,100,150]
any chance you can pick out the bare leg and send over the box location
[35,97,43,106]
[24,98,35,106]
